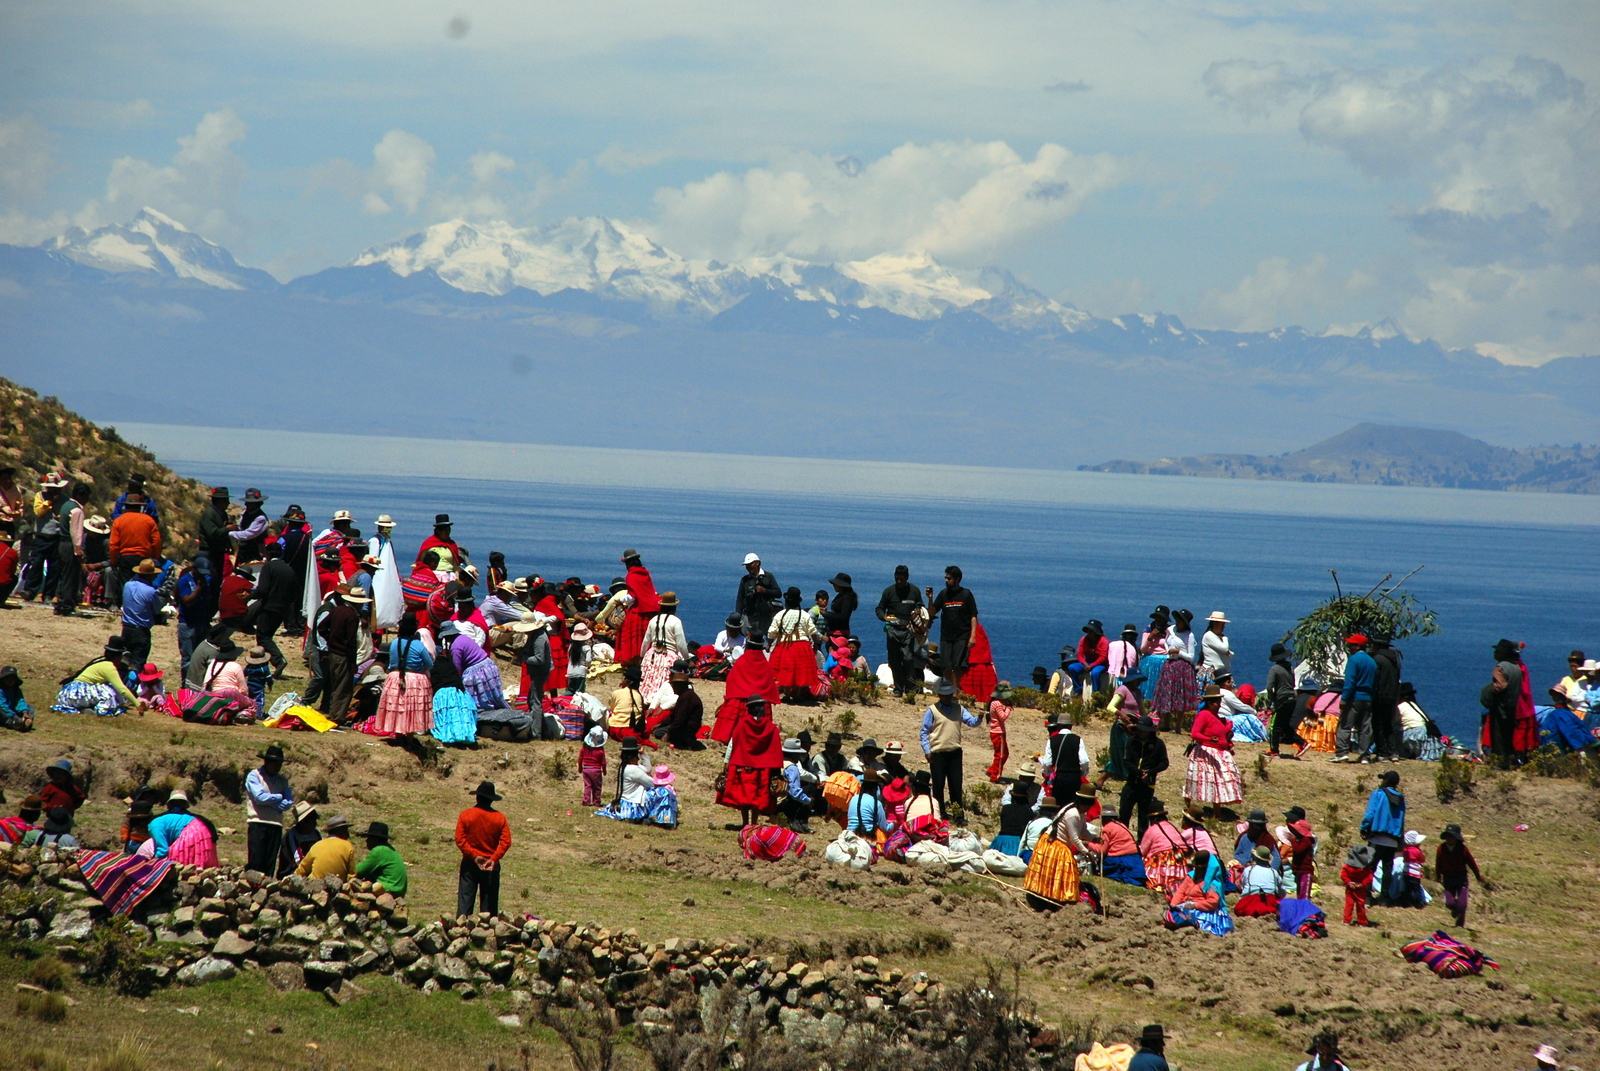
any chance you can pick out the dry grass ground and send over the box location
[3,600,1599,1071]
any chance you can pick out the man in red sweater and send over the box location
[107,494,161,609]
[456,780,511,916]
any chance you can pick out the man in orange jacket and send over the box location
[455,780,511,916]
[108,493,161,609]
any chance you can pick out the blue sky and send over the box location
[2,0,1596,363]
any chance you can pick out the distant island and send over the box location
[1081,423,1600,494]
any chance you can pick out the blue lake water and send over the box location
[187,464,1592,744]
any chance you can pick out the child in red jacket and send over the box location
[1283,806,1317,900]
[1341,844,1376,925]
[579,726,608,806]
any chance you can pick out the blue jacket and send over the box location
[1342,651,1377,702]
[1361,787,1406,839]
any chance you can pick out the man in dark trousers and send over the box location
[1369,632,1403,763]
[318,585,365,723]
[919,678,981,812]
[1121,714,1169,837]
[926,565,978,684]
[244,744,293,875]
[19,475,67,601]
[119,558,165,672]
[1265,642,1307,759]
[252,542,298,678]
[52,483,91,616]
[197,487,232,618]
[455,781,511,916]
[734,553,781,638]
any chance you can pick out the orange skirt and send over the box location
[1023,832,1080,904]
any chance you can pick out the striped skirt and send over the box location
[53,681,126,716]
[1022,832,1080,905]
[640,646,677,699]
[431,686,478,744]
[1184,744,1244,804]
[375,672,433,735]
[1165,903,1235,936]
[462,660,509,711]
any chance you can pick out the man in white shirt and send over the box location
[713,613,748,664]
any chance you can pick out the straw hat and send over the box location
[132,558,160,576]
[1207,611,1229,624]
[375,514,395,528]
[84,515,110,534]
[512,611,547,633]
[246,646,271,666]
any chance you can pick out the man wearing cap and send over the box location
[874,565,925,697]
[920,678,982,813]
[317,586,366,721]
[119,558,166,673]
[197,487,233,617]
[354,821,408,896]
[296,814,356,879]
[108,490,161,610]
[1333,635,1377,763]
[456,781,511,916]
[1129,1024,1169,1071]
[926,566,978,684]
[735,554,781,639]
[778,738,817,833]
[245,744,294,874]
[416,514,461,571]
[1121,715,1169,837]
[52,483,91,616]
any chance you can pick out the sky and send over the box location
[1,0,1597,365]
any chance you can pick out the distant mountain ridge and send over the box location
[3,210,1596,471]
[1084,423,1600,494]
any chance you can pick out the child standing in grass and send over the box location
[580,726,608,806]
[985,682,1013,782]
[1436,823,1490,927]
[1341,845,1376,926]
[1284,805,1317,900]
[244,646,275,717]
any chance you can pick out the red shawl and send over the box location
[729,712,782,768]
[625,565,660,615]
[967,620,993,665]
[727,649,779,706]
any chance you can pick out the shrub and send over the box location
[833,709,859,738]
[80,916,163,996]
[827,675,881,707]
[27,954,71,991]
[1008,686,1064,716]
[17,989,69,1022]
[1522,745,1590,780]
[543,752,571,781]
[1435,754,1477,803]
[22,1049,70,1071]
[87,1037,152,1071]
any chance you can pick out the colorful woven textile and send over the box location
[1275,897,1326,935]
[739,823,806,861]
[75,848,175,915]
[1401,930,1501,978]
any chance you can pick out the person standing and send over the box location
[1360,770,1406,903]
[244,744,293,875]
[823,573,857,638]
[1484,638,1525,765]
[1129,1024,1170,1071]
[768,588,822,701]
[639,591,689,698]
[985,682,1013,782]
[1435,822,1490,927]
[50,483,90,616]
[1332,634,1376,763]
[229,488,270,566]
[1266,642,1308,759]
[1199,611,1234,687]
[19,474,65,602]
[1107,624,1140,688]
[107,491,161,609]
[920,678,981,812]
[874,565,924,697]
[926,566,978,685]
[197,488,232,618]
[735,553,781,638]
[456,781,511,916]
[1121,714,1168,837]
[1184,685,1243,814]
[119,559,164,672]
[616,549,660,664]
[1369,633,1403,763]
[318,585,366,722]
[252,542,298,677]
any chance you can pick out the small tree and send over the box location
[1282,568,1440,683]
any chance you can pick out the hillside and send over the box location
[1,376,213,550]
[1083,423,1600,494]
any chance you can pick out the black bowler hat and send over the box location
[472,780,503,800]
[258,744,286,763]
[435,514,452,526]
[358,821,391,842]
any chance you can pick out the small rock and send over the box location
[50,910,96,941]
[213,931,257,959]
[176,956,238,986]
[435,956,473,983]
[496,1014,523,1029]
[303,961,349,990]
[266,963,306,991]
[325,980,368,1007]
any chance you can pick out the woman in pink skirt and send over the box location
[1185,685,1244,813]
[376,616,435,735]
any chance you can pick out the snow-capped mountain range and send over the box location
[42,210,1099,333]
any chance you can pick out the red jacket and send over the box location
[1190,707,1234,750]
[1076,634,1109,669]
[0,542,18,586]
[1288,821,1316,876]
[109,511,161,563]
[455,805,511,864]
[218,572,253,620]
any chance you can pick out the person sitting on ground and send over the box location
[354,821,408,897]
[0,795,44,844]
[243,648,274,716]
[846,767,893,846]
[284,801,322,872]
[295,814,356,879]
[141,789,219,866]
[990,777,1037,857]
[643,765,679,828]
[121,787,161,853]
[1097,815,1146,886]
[596,738,655,822]
[25,806,79,849]
[1396,830,1428,907]
[1294,1031,1350,1071]
[54,641,144,716]
[0,664,32,730]
[1234,843,1286,916]
[1162,849,1234,935]
[40,758,86,814]
[777,737,816,833]
[1211,671,1267,741]
[1020,794,1056,863]
[1129,1024,1171,1071]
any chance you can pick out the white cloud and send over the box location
[1196,254,1377,332]
[648,140,1127,265]
[0,116,58,205]
[1202,60,1308,118]
[364,129,436,215]
[595,144,671,176]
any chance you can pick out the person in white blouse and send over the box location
[1165,610,1199,663]
[1200,611,1234,680]
[639,591,690,697]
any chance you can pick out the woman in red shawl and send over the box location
[959,620,998,705]
[533,582,569,698]
[615,549,659,663]
[711,636,781,743]
[716,694,782,827]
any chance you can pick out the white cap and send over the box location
[743,553,760,565]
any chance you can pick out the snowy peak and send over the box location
[42,208,277,291]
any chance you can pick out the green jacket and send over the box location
[354,843,408,897]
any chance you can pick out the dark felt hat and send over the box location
[358,821,391,841]
[258,744,286,763]
[472,780,503,800]
[724,612,745,629]
[1270,642,1289,660]
[829,572,853,588]
[1140,1024,1165,1045]
[434,514,452,526]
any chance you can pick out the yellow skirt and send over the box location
[1023,832,1080,904]
[1305,712,1340,753]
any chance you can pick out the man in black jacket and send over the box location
[252,543,298,677]
[196,487,232,619]
[1369,634,1403,763]
[927,566,977,683]
[1121,714,1169,837]
[875,566,923,696]
[1265,642,1307,758]
[734,554,781,637]
[823,573,857,638]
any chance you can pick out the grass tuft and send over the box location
[87,1035,152,1071]
[18,989,69,1022]
[27,954,72,991]
[22,1049,71,1071]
